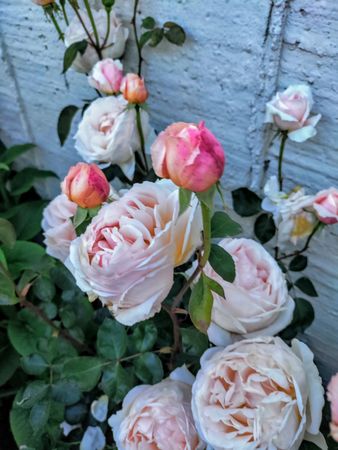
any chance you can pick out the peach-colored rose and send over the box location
[151,121,225,192]
[61,162,110,209]
[88,59,124,95]
[67,180,202,325]
[192,337,327,450]
[109,366,205,450]
[32,0,54,5]
[42,194,77,262]
[313,188,338,225]
[265,85,321,142]
[327,373,338,442]
[120,73,148,104]
[204,238,294,346]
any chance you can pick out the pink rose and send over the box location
[121,73,148,104]
[32,0,54,5]
[265,85,321,142]
[68,180,202,325]
[192,337,326,450]
[109,366,205,450]
[204,238,294,346]
[61,162,110,209]
[88,59,124,95]
[42,194,77,263]
[327,373,338,442]
[151,121,225,192]
[313,188,338,224]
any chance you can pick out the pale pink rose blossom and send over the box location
[327,373,338,442]
[42,194,77,263]
[313,188,338,224]
[120,73,148,104]
[204,238,294,346]
[192,337,327,450]
[67,180,202,325]
[109,366,205,450]
[265,84,321,142]
[151,121,225,192]
[88,59,124,95]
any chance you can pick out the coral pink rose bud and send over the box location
[121,73,148,104]
[151,121,225,192]
[313,188,338,224]
[61,162,110,209]
[88,59,123,95]
[265,84,321,142]
[328,373,338,442]
[32,0,54,4]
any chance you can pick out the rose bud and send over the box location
[121,73,148,104]
[265,84,321,142]
[151,121,225,192]
[328,373,338,442]
[32,0,54,4]
[313,187,338,224]
[88,59,123,95]
[61,162,110,209]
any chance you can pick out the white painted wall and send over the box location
[0,0,337,380]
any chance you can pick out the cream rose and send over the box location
[192,337,327,450]
[67,180,202,325]
[204,238,294,346]
[75,96,151,179]
[265,84,321,142]
[41,194,77,263]
[64,9,128,73]
[109,366,205,450]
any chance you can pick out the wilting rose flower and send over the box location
[67,180,202,325]
[328,373,338,442]
[265,84,321,142]
[313,188,338,225]
[204,238,294,346]
[192,337,327,450]
[64,9,128,73]
[32,0,54,5]
[88,58,123,95]
[151,121,225,192]
[109,366,205,450]
[75,96,151,179]
[121,73,148,104]
[42,194,77,262]
[61,162,110,209]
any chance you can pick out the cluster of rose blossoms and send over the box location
[32,1,338,448]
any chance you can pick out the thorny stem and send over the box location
[277,221,323,261]
[131,0,143,76]
[278,132,288,191]
[83,0,102,57]
[135,105,149,172]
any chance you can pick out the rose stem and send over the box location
[277,221,323,261]
[83,0,102,58]
[131,0,143,76]
[200,203,212,267]
[278,132,288,191]
[102,8,111,49]
[60,0,69,26]
[47,8,65,41]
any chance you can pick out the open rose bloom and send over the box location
[313,188,338,224]
[68,180,202,325]
[328,374,338,442]
[192,337,326,450]
[265,84,321,142]
[109,366,205,450]
[205,238,294,346]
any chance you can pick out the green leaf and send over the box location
[65,402,87,425]
[0,162,9,171]
[289,255,308,272]
[51,380,81,406]
[142,16,156,29]
[3,241,45,278]
[0,143,35,165]
[279,297,315,340]
[139,30,153,48]
[149,27,164,47]
[130,321,158,353]
[204,274,224,298]
[62,357,102,391]
[295,277,318,297]
[97,318,127,360]
[100,364,136,402]
[196,185,216,210]
[8,320,38,356]
[164,22,186,45]
[0,218,16,247]
[9,168,58,196]
[21,354,48,376]
[231,187,262,217]
[63,40,88,73]
[29,399,51,433]
[0,346,20,386]
[73,206,87,229]
[209,243,236,283]
[134,352,163,384]
[211,211,242,238]
[57,105,79,146]
[18,381,49,409]
[32,276,56,302]
[189,273,213,334]
[181,327,209,357]
[254,213,276,244]
[179,188,192,216]
[0,263,18,305]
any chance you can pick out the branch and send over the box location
[131,0,143,76]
